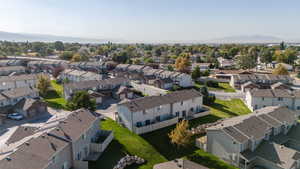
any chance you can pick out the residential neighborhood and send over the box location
[1,1,300,169]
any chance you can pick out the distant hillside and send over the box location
[0,31,120,43]
[207,35,283,43]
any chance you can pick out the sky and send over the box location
[0,0,300,43]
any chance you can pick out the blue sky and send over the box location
[0,0,299,42]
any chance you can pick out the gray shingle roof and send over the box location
[119,89,202,112]
[1,87,37,99]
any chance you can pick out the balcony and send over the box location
[188,107,210,119]
[83,130,114,162]
[134,116,179,134]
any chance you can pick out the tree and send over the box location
[280,41,286,50]
[67,91,96,111]
[59,51,74,60]
[200,87,216,105]
[236,54,256,69]
[272,64,289,75]
[275,50,286,63]
[191,66,201,80]
[37,75,51,96]
[71,52,89,62]
[285,48,297,64]
[175,56,190,73]
[168,120,192,147]
[167,65,174,71]
[112,51,128,63]
[260,48,273,64]
[54,41,64,51]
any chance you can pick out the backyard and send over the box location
[91,98,250,169]
[195,82,236,93]
[43,80,68,110]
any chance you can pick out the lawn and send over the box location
[89,119,167,169]
[186,149,239,169]
[195,82,235,92]
[43,80,68,110]
[142,98,250,161]
[209,98,251,118]
[93,98,250,169]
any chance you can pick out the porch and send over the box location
[134,116,179,134]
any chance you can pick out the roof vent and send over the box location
[25,142,30,146]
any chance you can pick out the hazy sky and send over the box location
[0,0,299,42]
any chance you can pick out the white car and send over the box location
[7,113,24,121]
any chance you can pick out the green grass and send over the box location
[43,80,68,110]
[89,119,167,169]
[195,82,235,93]
[91,98,250,169]
[186,149,239,169]
[209,99,251,118]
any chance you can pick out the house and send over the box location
[213,69,253,83]
[217,57,236,68]
[271,82,291,90]
[115,86,134,100]
[0,74,43,91]
[245,88,300,111]
[114,64,194,88]
[153,78,173,89]
[202,106,299,169]
[117,89,208,134]
[69,62,107,73]
[153,159,209,169]
[14,98,47,118]
[0,60,24,67]
[63,77,129,100]
[59,69,103,83]
[241,81,260,92]
[0,66,26,76]
[27,60,67,74]
[89,91,106,105]
[0,109,114,169]
[191,63,211,72]
[230,74,293,90]
[276,63,293,71]
[0,87,39,107]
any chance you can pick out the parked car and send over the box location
[7,113,24,121]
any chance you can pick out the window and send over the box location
[175,112,179,117]
[255,105,258,109]
[51,156,56,164]
[297,106,300,110]
[262,97,264,101]
[136,122,142,127]
[181,101,183,106]
[156,116,161,122]
[77,152,82,160]
[278,97,283,101]
[82,134,86,140]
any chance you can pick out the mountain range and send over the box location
[0,31,118,43]
[0,31,298,44]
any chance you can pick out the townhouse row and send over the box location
[0,109,113,169]
[117,89,208,134]
[114,64,194,88]
[200,106,300,169]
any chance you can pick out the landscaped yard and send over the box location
[89,119,167,169]
[195,82,235,92]
[43,80,68,110]
[91,98,250,169]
